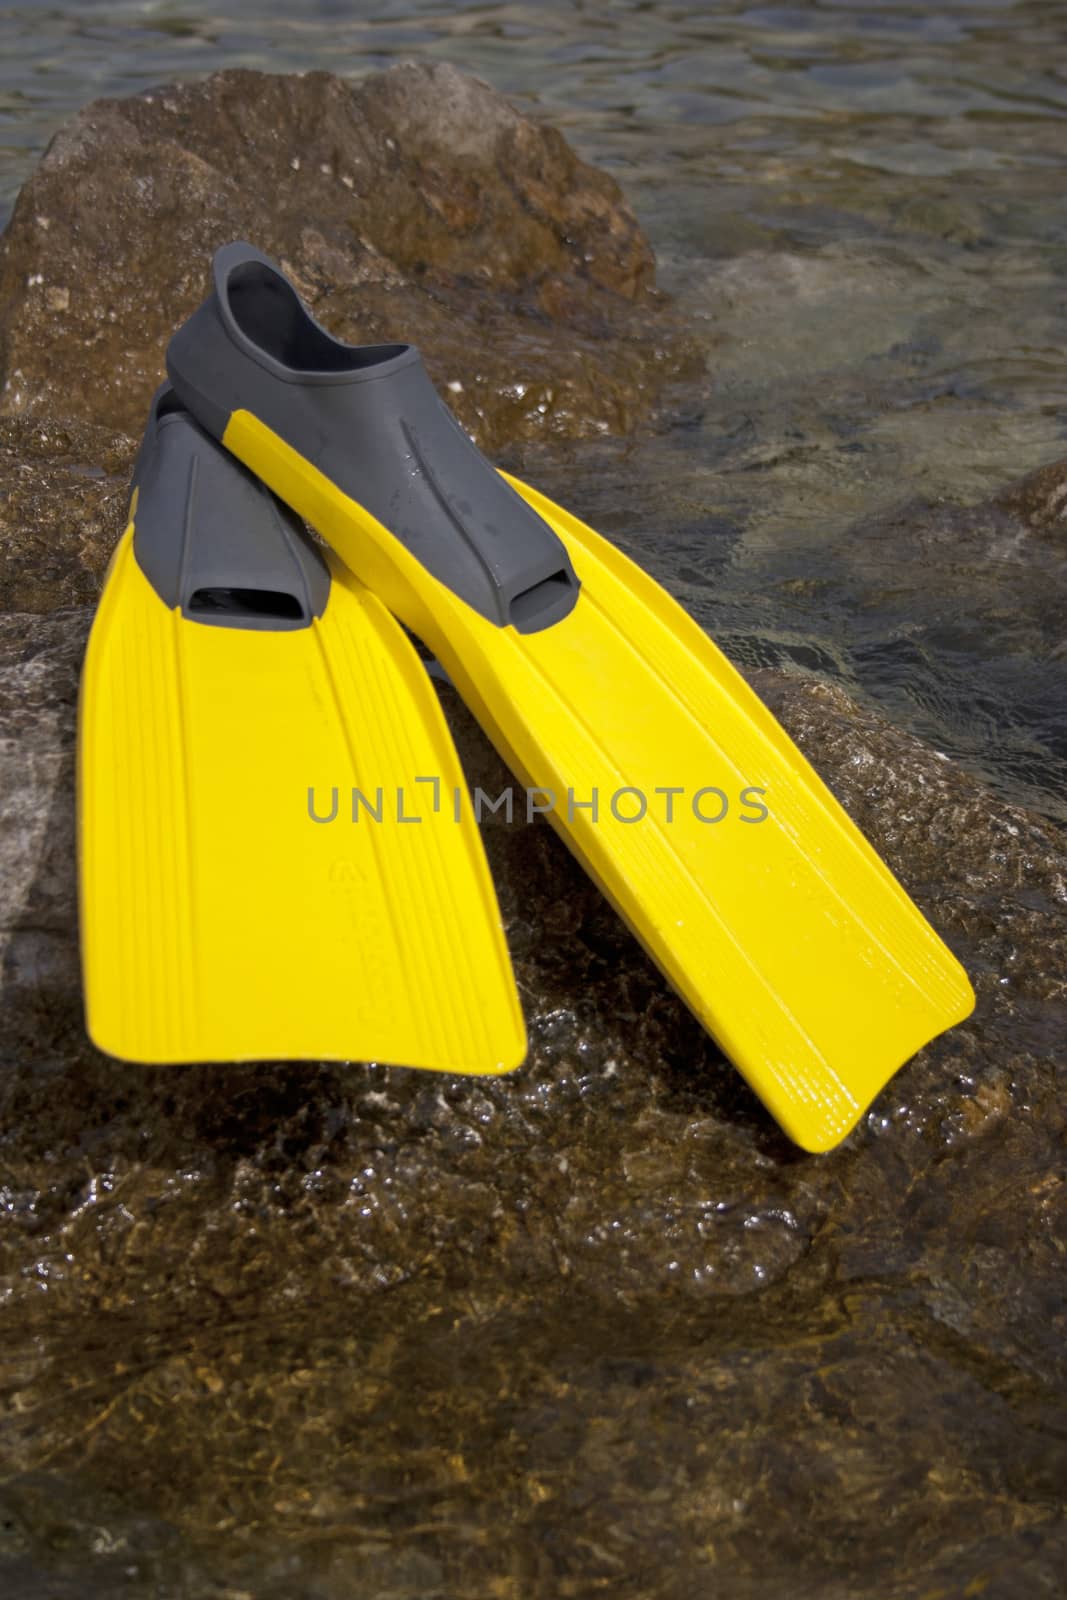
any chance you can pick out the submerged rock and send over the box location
[0,64,698,447]
[1,574,1064,1592]
[995,453,1067,538]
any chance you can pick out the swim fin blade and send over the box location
[167,243,975,1150]
[78,386,525,1072]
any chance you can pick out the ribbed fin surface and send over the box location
[79,528,524,1071]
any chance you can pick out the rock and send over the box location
[0,610,85,1063]
[0,65,698,447]
[0,415,131,611]
[995,454,1067,538]
[1,592,1064,1591]
[3,591,1066,1590]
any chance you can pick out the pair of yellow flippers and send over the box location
[79,244,974,1151]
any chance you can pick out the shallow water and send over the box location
[0,6,1065,1598]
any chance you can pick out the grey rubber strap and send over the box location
[166,243,581,633]
[132,385,330,632]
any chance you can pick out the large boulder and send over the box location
[0,64,698,447]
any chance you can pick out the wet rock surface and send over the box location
[0,61,1065,1600]
[0,417,130,611]
[1,595,1064,1597]
[0,64,697,448]
[995,455,1067,540]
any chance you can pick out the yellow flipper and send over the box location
[78,398,524,1072]
[222,410,974,1150]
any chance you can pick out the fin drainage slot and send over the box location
[188,586,307,622]
[508,570,580,632]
